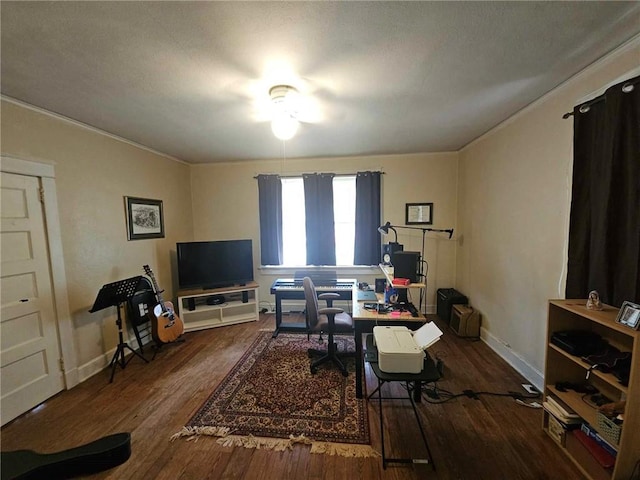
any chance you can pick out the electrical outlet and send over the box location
[522,384,538,394]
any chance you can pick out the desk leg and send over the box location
[355,325,364,398]
[413,381,422,403]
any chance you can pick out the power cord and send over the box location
[406,382,542,405]
[258,300,274,313]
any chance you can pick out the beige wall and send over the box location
[3,36,635,390]
[456,38,640,387]
[189,152,459,309]
[0,98,459,384]
[1,100,194,380]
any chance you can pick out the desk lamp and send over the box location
[378,222,403,264]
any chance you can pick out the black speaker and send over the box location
[242,291,249,303]
[187,298,196,311]
[392,251,420,283]
[381,242,403,264]
[374,278,386,293]
[436,288,468,323]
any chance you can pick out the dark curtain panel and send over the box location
[256,174,283,265]
[354,171,382,265]
[566,76,640,306]
[303,173,336,265]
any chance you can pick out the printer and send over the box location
[373,322,443,374]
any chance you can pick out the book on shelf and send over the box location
[572,429,616,469]
[581,423,618,458]
[543,396,581,426]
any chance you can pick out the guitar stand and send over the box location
[90,276,149,383]
[150,335,186,360]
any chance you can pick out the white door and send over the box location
[1,172,64,425]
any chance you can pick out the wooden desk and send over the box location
[351,285,426,399]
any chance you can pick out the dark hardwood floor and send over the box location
[1,314,584,479]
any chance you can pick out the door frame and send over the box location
[1,155,79,388]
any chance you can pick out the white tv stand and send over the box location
[177,282,259,332]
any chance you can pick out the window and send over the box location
[281,175,356,266]
[333,176,356,265]
[281,177,306,266]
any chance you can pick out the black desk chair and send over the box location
[303,276,354,376]
[126,277,156,354]
[366,334,440,470]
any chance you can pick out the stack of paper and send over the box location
[412,321,444,350]
[543,396,581,425]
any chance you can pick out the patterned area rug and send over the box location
[172,331,377,457]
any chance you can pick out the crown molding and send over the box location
[1,95,188,165]
[461,33,640,153]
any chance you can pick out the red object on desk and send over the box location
[392,278,410,286]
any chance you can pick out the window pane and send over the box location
[333,176,356,265]
[280,175,356,267]
[281,178,306,266]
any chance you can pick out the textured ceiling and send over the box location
[1,2,639,164]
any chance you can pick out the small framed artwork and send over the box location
[125,196,164,240]
[615,301,640,330]
[406,203,433,225]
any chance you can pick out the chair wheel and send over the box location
[341,370,348,377]
[310,366,318,374]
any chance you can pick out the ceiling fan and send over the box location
[268,84,302,140]
[230,75,331,140]
[223,62,346,140]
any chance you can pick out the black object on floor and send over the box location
[436,288,468,323]
[1,432,131,480]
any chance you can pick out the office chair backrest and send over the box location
[303,276,320,330]
[127,276,156,327]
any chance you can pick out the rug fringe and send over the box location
[170,426,231,442]
[171,428,380,458]
[216,434,312,452]
[310,441,381,458]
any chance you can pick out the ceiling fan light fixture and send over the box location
[271,110,299,141]
[269,84,300,140]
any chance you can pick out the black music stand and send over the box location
[90,276,149,383]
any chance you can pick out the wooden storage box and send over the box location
[450,304,480,337]
[547,413,567,446]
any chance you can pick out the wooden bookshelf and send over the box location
[542,300,640,480]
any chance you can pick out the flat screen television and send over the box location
[177,239,254,290]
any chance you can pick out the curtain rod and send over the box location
[562,76,639,119]
[253,171,384,179]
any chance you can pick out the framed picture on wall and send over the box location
[125,196,164,240]
[615,301,640,330]
[406,202,433,225]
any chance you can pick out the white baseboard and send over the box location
[78,351,112,383]
[76,327,153,383]
[479,326,544,392]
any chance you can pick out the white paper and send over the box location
[412,321,443,350]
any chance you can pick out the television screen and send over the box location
[177,239,254,290]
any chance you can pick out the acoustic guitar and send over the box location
[143,265,184,344]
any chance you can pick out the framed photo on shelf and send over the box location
[615,301,640,330]
[125,196,164,240]
[406,202,433,225]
